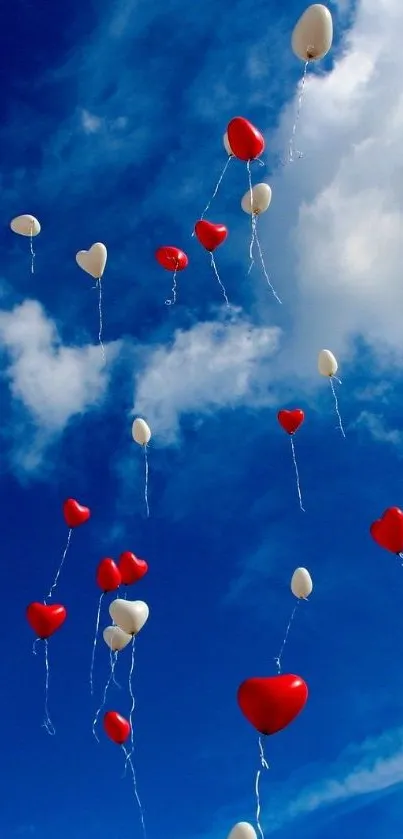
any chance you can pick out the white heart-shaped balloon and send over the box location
[76,242,107,279]
[227,824,258,839]
[241,183,272,215]
[318,348,338,377]
[223,132,233,156]
[109,599,149,636]
[10,214,41,237]
[132,418,151,446]
[291,567,313,599]
[103,625,132,651]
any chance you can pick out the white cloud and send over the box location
[354,410,402,445]
[134,312,281,441]
[80,109,103,134]
[266,0,403,375]
[0,299,114,434]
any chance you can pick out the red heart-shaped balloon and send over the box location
[155,246,188,272]
[194,220,228,252]
[26,603,67,639]
[96,558,122,592]
[370,507,403,554]
[227,117,265,161]
[237,674,308,735]
[63,498,91,528]
[277,409,305,436]
[118,551,148,586]
[103,710,131,745]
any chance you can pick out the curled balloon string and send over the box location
[144,445,150,518]
[254,227,282,304]
[46,528,72,601]
[30,223,35,274]
[122,744,147,839]
[288,59,309,163]
[255,736,269,839]
[329,377,346,438]
[210,253,229,307]
[42,639,56,737]
[290,437,305,512]
[90,592,104,696]
[110,647,121,687]
[128,638,136,757]
[193,156,233,235]
[96,278,106,365]
[246,160,257,272]
[165,265,178,306]
[92,651,118,742]
[274,601,300,674]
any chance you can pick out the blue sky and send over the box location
[2,0,403,837]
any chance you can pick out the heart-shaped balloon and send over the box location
[96,558,122,592]
[277,409,305,436]
[227,117,265,161]
[194,220,228,252]
[237,674,308,735]
[103,625,132,652]
[227,824,257,839]
[370,507,403,554]
[109,599,149,636]
[76,242,107,279]
[63,498,91,528]
[118,552,148,586]
[155,246,188,271]
[103,710,131,745]
[10,214,41,237]
[26,603,67,639]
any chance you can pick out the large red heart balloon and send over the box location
[63,498,91,528]
[277,409,305,436]
[237,675,308,735]
[103,710,131,745]
[118,551,148,585]
[96,558,122,592]
[370,507,403,554]
[26,603,67,639]
[194,220,228,252]
[227,117,265,161]
[155,246,188,272]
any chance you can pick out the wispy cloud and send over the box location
[354,410,403,447]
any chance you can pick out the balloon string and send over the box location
[254,226,282,304]
[165,266,178,306]
[274,601,299,674]
[46,528,72,601]
[210,253,229,307]
[122,744,147,839]
[30,224,35,274]
[290,437,305,512]
[92,651,118,742]
[246,160,256,273]
[90,592,104,696]
[96,278,106,365]
[144,445,150,518]
[194,156,233,232]
[288,59,309,163]
[43,639,56,736]
[255,736,269,839]
[110,647,121,686]
[128,638,136,756]
[329,377,346,438]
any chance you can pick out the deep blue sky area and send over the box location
[1,0,403,838]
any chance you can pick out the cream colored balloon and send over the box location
[241,183,272,215]
[291,567,313,599]
[109,599,149,636]
[291,4,333,61]
[132,417,151,446]
[76,242,107,279]
[318,349,338,377]
[103,625,132,652]
[227,824,258,839]
[10,214,41,237]
[223,132,233,156]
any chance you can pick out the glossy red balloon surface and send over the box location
[118,551,148,586]
[63,498,91,528]
[227,117,265,161]
[194,220,228,252]
[26,602,67,639]
[237,674,308,735]
[277,409,305,436]
[370,507,403,554]
[155,246,188,272]
[103,711,131,744]
[96,558,122,592]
